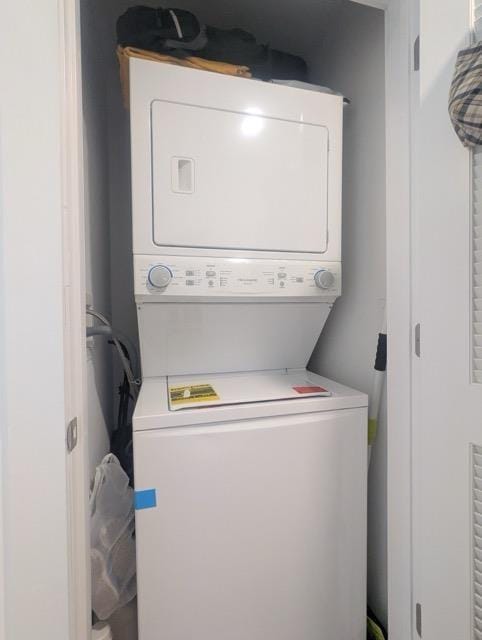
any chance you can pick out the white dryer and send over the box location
[129,59,343,377]
[133,370,367,640]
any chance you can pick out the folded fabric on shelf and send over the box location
[117,45,252,109]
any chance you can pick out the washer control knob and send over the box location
[314,269,335,290]
[148,264,173,289]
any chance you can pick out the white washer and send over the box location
[133,370,367,640]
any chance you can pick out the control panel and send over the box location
[135,255,341,299]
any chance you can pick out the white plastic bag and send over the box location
[90,454,136,620]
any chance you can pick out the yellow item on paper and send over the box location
[117,46,252,109]
[169,384,219,406]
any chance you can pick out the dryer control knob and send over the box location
[148,265,173,289]
[314,269,335,290]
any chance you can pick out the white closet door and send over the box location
[413,1,476,638]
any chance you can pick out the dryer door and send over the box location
[151,100,329,254]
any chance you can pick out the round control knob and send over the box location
[148,264,173,289]
[314,269,335,290]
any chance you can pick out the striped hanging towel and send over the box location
[449,42,482,147]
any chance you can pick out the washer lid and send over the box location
[167,370,331,411]
[133,370,368,431]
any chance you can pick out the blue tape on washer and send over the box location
[135,488,157,510]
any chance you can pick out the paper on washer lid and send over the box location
[167,371,331,411]
[169,383,219,407]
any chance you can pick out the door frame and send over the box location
[60,0,91,637]
[60,0,418,638]
[385,0,416,638]
[0,0,88,638]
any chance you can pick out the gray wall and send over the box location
[81,0,114,476]
[307,2,388,627]
[80,3,139,635]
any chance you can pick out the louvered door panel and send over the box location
[476,0,482,40]
[474,0,482,382]
[473,446,482,639]
[474,148,482,382]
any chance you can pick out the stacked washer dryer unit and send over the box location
[130,58,368,640]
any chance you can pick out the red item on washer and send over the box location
[293,385,328,394]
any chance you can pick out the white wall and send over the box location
[307,1,387,627]
[81,0,115,477]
